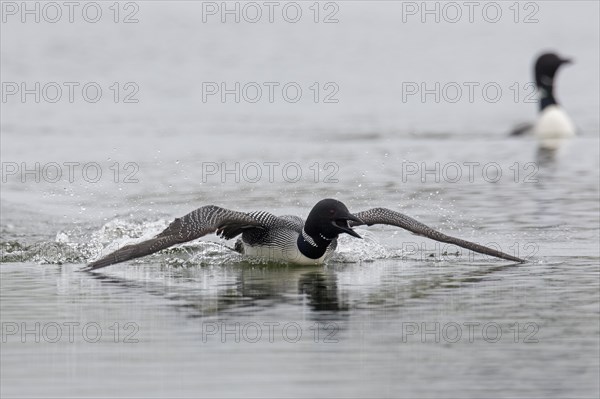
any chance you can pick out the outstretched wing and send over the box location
[85,206,265,271]
[350,208,525,263]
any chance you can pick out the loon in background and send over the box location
[85,199,525,271]
[511,52,576,149]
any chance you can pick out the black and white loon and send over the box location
[85,199,524,270]
[512,52,575,148]
[534,52,576,148]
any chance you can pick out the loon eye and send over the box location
[329,209,336,215]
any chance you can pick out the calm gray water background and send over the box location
[1,1,599,398]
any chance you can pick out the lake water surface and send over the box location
[1,1,599,398]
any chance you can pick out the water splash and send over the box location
[332,229,406,263]
[2,220,409,266]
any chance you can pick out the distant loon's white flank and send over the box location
[534,105,576,150]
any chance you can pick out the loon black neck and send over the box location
[297,229,332,259]
[538,84,557,111]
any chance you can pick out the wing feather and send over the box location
[350,208,525,263]
[85,205,264,271]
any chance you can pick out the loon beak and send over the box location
[560,57,573,65]
[333,215,362,239]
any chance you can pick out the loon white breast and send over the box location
[534,104,576,149]
[240,236,334,265]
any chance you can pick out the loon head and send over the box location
[535,52,572,110]
[535,52,572,89]
[305,199,362,240]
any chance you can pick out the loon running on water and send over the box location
[85,199,524,270]
[512,52,575,149]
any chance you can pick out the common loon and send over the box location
[85,199,524,270]
[534,52,576,149]
[512,52,575,149]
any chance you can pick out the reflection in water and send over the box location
[535,146,559,166]
[534,137,576,168]
[85,264,349,318]
[298,271,348,313]
[82,259,523,322]
[2,252,599,398]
